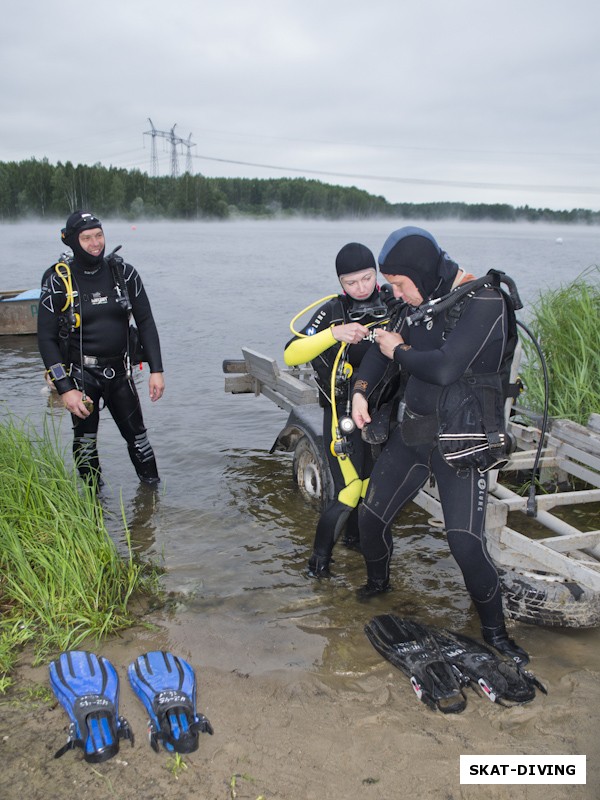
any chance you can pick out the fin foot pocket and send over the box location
[481,625,530,666]
[431,628,546,705]
[128,651,213,753]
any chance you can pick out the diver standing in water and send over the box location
[285,243,399,577]
[351,226,529,665]
[38,210,164,485]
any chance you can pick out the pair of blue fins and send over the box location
[49,650,213,763]
[365,615,547,714]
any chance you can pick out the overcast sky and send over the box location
[2,0,599,211]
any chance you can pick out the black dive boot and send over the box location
[482,625,529,667]
[130,449,160,485]
[356,560,390,600]
[74,434,103,488]
[307,552,332,578]
[128,433,160,485]
[341,510,362,552]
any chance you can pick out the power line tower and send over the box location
[183,132,196,175]
[144,118,159,177]
[143,119,196,178]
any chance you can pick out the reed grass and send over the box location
[520,266,600,426]
[0,418,152,690]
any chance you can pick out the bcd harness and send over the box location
[49,248,144,381]
[401,269,524,474]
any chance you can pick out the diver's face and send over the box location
[339,268,377,301]
[381,273,423,306]
[78,228,105,257]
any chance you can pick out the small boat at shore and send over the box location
[0,289,40,335]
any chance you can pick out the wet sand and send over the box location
[1,609,597,800]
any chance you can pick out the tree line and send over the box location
[1,157,598,224]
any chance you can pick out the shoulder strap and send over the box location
[106,247,131,311]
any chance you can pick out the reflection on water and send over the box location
[106,482,161,555]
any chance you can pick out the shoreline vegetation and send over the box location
[0,418,156,692]
[520,266,600,426]
[1,157,600,224]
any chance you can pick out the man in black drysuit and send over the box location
[38,210,164,485]
[351,226,529,665]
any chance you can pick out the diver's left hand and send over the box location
[149,372,165,402]
[374,329,404,360]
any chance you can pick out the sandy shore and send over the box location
[1,613,597,800]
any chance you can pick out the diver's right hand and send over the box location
[352,393,371,430]
[332,322,369,344]
[61,389,92,419]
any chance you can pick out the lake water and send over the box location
[1,218,599,676]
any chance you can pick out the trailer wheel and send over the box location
[499,568,600,628]
[292,436,324,502]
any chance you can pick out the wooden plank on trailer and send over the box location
[260,385,295,413]
[241,348,318,405]
[589,414,600,434]
[538,531,600,553]
[492,486,600,512]
[224,375,254,393]
[242,348,280,385]
[557,457,600,488]
[551,440,600,472]
[222,359,248,374]
[490,526,600,590]
[274,371,318,405]
[486,537,550,573]
[503,452,559,471]
[550,419,600,455]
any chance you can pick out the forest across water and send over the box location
[1,157,599,224]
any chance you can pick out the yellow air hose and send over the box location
[289,294,338,338]
[327,319,388,508]
[54,261,80,327]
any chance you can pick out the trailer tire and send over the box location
[499,568,600,628]
[292,436,324,503]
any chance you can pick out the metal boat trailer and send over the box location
[224,348,600,628]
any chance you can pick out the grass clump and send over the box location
[520,266,600,426]
[0,418,152,690]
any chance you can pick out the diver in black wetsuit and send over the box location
[284,243,399,577]
[351,226,529,666]
[38,210,164,485]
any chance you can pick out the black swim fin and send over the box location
[128,651,214,753]
[49,651,133,763]
[431,628,547,706]
[365,615,466,713]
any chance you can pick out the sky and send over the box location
[2,0,600,211]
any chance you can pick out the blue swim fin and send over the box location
[128,651,214,753]
[49,651,133,763]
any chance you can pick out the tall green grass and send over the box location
[520,267,600,426]
[0,418,153,691]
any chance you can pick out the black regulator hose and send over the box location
[516,320,550,517]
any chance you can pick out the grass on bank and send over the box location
[0,417,155,692]
[519,266,600,426]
